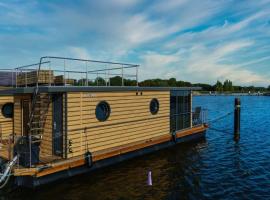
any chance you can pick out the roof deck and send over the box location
[12,56,140,88]
[0,56,201,94]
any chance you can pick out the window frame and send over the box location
[95,101,111,122]
[149,98,159,115]
[1,102,14,118]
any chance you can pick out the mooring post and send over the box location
[234,98,241,141]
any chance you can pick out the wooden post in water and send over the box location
[234,98,241,141]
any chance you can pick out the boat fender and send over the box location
[172,131,177,143]
[85,151,93,168]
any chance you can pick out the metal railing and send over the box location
[11,56,139,88]
[192,107,208,127]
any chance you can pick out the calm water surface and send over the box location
[2,96,270,200]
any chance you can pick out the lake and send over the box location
[2,96,270,200]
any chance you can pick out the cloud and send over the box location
[0,0,269,86]
[67,47,91,59]
[141,41,270,86]
[140,52,181,79]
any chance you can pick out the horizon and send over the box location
[0,0,270,87]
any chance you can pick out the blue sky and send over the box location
[0,0,270,86]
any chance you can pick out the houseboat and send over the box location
[0,56,207,188]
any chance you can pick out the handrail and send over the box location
[14,61,51,70]
[37,56,139,87]
[12,56,140,87]
[38,56,139,67]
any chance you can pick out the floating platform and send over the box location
[0,57,208,188]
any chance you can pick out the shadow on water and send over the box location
[2,138,208,200]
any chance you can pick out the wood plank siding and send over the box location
[0,96,14,140]
[13,94,53,157]
[14,96,23,137]
[67,91,170,158]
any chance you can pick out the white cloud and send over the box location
[141,41,270,86]
[0,0,269,86]
[67,47,91,59]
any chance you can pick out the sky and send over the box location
[0,0,270,86]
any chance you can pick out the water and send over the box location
[2,96,270,200]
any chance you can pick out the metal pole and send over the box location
[97,73,99,86]
[25,70,27,88]
[108,70,110,86]
[15,69,18,88]
[49,61,52,86]
[234,98,241,141]
[11,69,14,87]
[86,61,88,86]
[136,65,138,87]
[64,59,66,86]
[121,65,124,86]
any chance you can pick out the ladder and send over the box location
[29,93,51,142]
[27,61,51,144]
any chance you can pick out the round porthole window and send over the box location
[150,98,159,115]
[2,103,14,118]
[95,101,111,122]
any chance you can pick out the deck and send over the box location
[13,124,207,177]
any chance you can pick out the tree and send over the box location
[110,76,122,86]
[95,77,106,86]
[214,80,223,92]
[268,85,270,91]
[223,79,233,92]
[168,78,177,87]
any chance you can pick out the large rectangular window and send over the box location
[170,90,191,132]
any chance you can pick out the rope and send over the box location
[207,111,234,124]
[208,126,233,134]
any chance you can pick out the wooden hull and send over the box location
[14,126,206,188]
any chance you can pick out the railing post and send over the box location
[11,69,14,87]
[97,73,99,86]
[64,59,66,86]
[86,61,88,86]
[25,70,27,87]
[121,65,124,86]
[136,65,139,87]
[15,69,18,88]
[108,70,110,86]
[49,61,52,86]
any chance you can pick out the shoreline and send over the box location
[194,92,269,96]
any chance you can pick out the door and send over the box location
[53,94,63,156]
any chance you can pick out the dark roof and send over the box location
[0,86,201,95]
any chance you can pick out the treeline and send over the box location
[74,76,270,93]
[139,78,270,93]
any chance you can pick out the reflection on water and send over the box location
[2,96,270,200]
